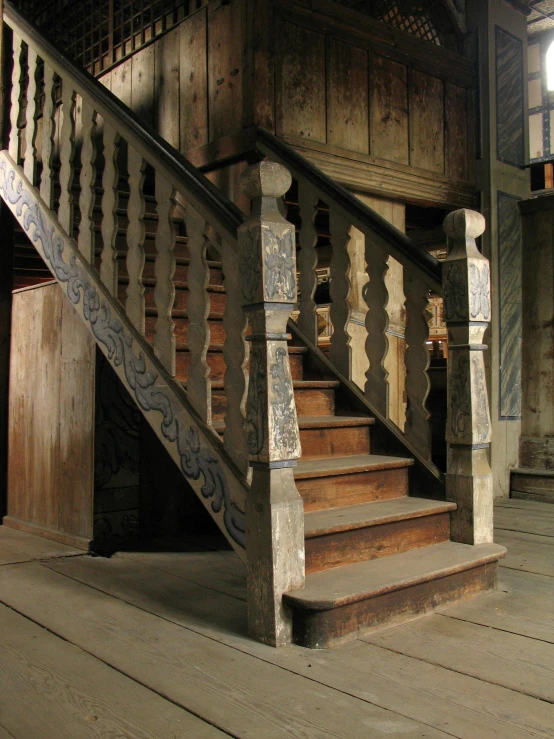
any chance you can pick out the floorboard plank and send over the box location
[120,550,247,601]
[0,604,226,739]
[361,613,554,702]
[497,500,554,516]
[39,555,554,739]
[0,562,448,739]
[0,725,15,739]
[435,568,554,642]
[494,508,554,537]
[0,525,82,566]
[495,530,554,576]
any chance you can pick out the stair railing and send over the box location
[254,128,494,546]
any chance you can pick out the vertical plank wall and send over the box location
[95,1,473,190]
[5,283,95,548]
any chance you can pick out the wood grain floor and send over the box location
[0,499,552,738]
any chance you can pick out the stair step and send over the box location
[296,416,374,461]
[304,497,456,537]
[304,497,455,573]
[294,454,412,511]
[284,541,507,648]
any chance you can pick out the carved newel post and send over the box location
[443,209,493,545]
[239,161,305,647]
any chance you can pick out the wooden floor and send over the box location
[0,499,552,739]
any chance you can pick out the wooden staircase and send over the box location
[1,1,505,649]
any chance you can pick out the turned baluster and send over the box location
[23,47,38,185]
[364,238,390,417]
[40,62,56,209]
[100,123,120,296]
[239,161,304,648]
[153,173,177,376]
[77,100,97,263]
[296,183,319,344]
[183,204,211,423]
[221,242,250,477]
[8,33,23,163]
[443,209,493,544]
[403,271,432,459]
[58,80,76,235]
[125,146,146,334]
[328,209,352,377]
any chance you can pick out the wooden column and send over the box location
[239,161,304,647]
[443,209,493,545]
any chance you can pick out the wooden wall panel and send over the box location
[276,20,326,143]
[409,70,444,173]
[445,83,468,181]
[155,28,180,149]
[327,38,368,154]
[180,9,208,152]
[369,56,409,165]
[208,0,246,142]
[7,283,95,547]
[131,44,155,128]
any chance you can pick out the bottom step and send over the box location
[284,541,506,648]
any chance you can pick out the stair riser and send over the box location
[298,426,370,460]
[177,350,304,384]
[294,389,335,417]
[296,466,409,511]
[305,512,451,574]
[289,562,498,648]
[208,386,336,421]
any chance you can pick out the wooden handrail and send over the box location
[254,127,443,295]
[2,0,245,248]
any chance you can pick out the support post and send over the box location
[443,209,493,544]
[239,161,305,647]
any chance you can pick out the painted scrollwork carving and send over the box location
[469,262,491,320]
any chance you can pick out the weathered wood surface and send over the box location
[8,33,22,162]
[39,62,56,208]
[326,38,368,154]
[0,604,223,739]
[23,47,37,184]
[184,204,211,422]
[364,613,554,703]
[153,173,176,375]
[0,500,551,739]
[7,284,95,546]
[99,123,120,296]
[495,530,554,577]
[328,210,352,377]
[0,561,450,739]
[77,99,97,263]
[0,526,82,566]
[494,505,554,537]
[296,183,320,343]
[125,147,146,333]
[58,83,76,234]
[370,56,409,165]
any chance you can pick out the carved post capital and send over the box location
[443,208,490,324]
[443,208,486,241]
[240,160,292,201]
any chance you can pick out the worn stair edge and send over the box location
[283,541,506,610]
[295,415,375,429]
[304,498,456,538]
[295,454,413,480]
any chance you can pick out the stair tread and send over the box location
[284,541,506,609]
[295,453,413,479]
[297,415,375,429]
[304,497,457,537]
